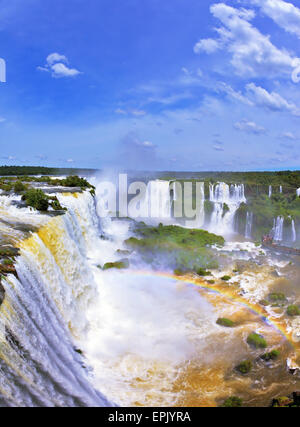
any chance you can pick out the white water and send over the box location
[269,185,272,198]
[0,189,219,407]
[208,183,246,235]
[0,192,111,407]
[144,180,172,220]
[291,219,297,242]
[245,212,253,239]
[272,216,284,241]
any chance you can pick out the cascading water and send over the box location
[269,186,272,198]
[0,192,111,407]
[209,183,246,235]
[291,219,297,242]
[245,212,253,239]
[272,216,284,241]
[144,180,171,220]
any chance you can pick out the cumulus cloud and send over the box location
[234,119,266,134]
[194,38,221,54]
[194,2,298,77]
[251,0,300,38]
[246,82,300,115]
[37,53,81,78]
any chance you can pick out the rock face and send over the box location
[0,281,5,306]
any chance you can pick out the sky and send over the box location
[0,0,300,171]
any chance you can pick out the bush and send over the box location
[61,175,93,189]
[14,181,26,193]
[2,258,14,266]
[216,318,235,327]
[222,396,243,407]
[102,259,129,270]
[23,189,49,211]
[287,305,300,316]
[260,350,280,361]
[221,275,231,281]
[196,268,212,276]
[268,293,286,302]
[247,333,267,349]
[236,360,252,374]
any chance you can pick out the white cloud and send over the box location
[217,82,254,105]
[234,119,266,134]
[246,82,300,115]
[114,108,146,116]
[51,63,81,78]
[194,2,298,78]
[251,0,300,38]
[46,53,68,66]
[279,131,296,140]
[194,38,221,54]
[37,53,81,78]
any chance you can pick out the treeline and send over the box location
[0,166,96,176]
[159,171,300,189]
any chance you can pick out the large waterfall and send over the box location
[208,183,246,235]
[0,192,111,407]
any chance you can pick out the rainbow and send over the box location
[124,269,299,353]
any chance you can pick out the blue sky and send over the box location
[1,0,300,171]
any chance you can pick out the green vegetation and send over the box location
[247,333,267,349]
[22,189,49,211]
[216,318,235,327]
[196,268,212,276]
[0,166,95,176]
[125,224,224,271]
[260,350,280,361]
[268,293,286,302]
[286,305,300,316]
[221,396,243,407]
[14,181,27,193]
[102,259,129,270]
[222,203,229,217]
[221,275,231,281]
[2,258,14,266]
[236,360,252,374]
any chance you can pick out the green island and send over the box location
[125,223,224,271]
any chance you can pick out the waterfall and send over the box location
[297,188,300,197]
[291,219,297,242]
[0,192,111,407]
[272,216,284,241]
[144,180,171,219]
[245,212,253,239]
[208,183,246,235]
[269,186,272,198]
[280,186,282,194]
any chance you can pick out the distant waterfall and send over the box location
[144,180,171,219]
[272,216,284,241]
[280,186,282,194]
[297,188,300,197]
[209,183,246,235]
[245,212,253,239]
[291,219,297,242]
[269,186,272,198]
